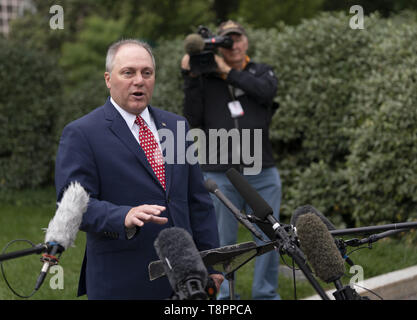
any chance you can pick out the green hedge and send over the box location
[0,40,62,190]
[346,13,417,225]
[254,12,417,226]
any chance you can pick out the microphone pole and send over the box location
[0,243,48,262]
[204,179,266,241]
[266,216,331,300]
[204,178,266,300]
[225,168,330,300]
[330,221,417,236]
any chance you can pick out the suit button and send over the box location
[166,196,171,204]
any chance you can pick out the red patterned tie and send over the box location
[135,115,166,190]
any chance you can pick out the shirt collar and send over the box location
[110,97,152,129]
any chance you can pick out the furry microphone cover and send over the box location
[44,181,89,250]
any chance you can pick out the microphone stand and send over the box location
[330,221,417,236]
[247,215,330,300]
[222,251,258,300]
[269,222,330,300]
[0,243,49,262]
[332,279,367,300]
[206,241,280,300]
[331,228,412,300]
[149,241,279,300]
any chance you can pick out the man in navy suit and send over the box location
[55,39,223,299]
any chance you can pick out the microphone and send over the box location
[291,205,355,266]
[225,168,279,240]
[296,213,346,283]
[149,241,276,281]
[184,33,205,55]
[204,178,266,241]
[35,181,89,291]
[225,168,331,299]
[154,227,208,300]
[291,205,336,231]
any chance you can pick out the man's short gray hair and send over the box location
[105,39,156,73]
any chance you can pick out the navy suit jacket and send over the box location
[55,98,220,299]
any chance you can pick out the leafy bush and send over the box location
[148,12,417,226]
[346,15,417,225]
[0,40,63,189]
[250,12,417,226]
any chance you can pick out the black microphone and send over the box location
[296,213,346,283]
[291,205,336,231]
[225,168,279,240]
[204,178,265,241]
[225,168,331,299]
[154,227,208,300]
[184,33,205,55]
[35,181,89,291]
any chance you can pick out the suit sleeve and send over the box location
[226,64,278,106]
[55,122,131,239]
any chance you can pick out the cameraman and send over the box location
[181,20,281,300]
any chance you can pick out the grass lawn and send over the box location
[1,187,416,300]
[0,187,86,300]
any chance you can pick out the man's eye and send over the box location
[142,70,153,78]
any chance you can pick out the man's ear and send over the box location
[104,72,111,89]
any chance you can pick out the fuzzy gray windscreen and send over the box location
[45,181,89,249]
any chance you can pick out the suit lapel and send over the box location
[104,100,163,190]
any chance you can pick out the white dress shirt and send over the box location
[110,97,162,150]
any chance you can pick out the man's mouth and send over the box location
[131,92,145,99]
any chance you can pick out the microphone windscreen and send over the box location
[296,213,345,283]
[225,168,273,220]
[154,227,208,291]
[291,205,336,231]
[204,179,218,193]
[184,34,205,55]
[45,181,89,249]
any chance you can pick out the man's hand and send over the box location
[209,273,225,293]
[125,204,168,228]
[214,55,232,76]
[181,54,191,70]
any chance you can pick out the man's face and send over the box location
[104,44,155,115]
[219,33,249,66]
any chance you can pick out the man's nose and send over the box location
[132,73,145,85]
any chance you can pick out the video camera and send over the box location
[184,26,233,76]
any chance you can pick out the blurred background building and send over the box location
[0,0,35,36]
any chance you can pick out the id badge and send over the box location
[228,100,244,118]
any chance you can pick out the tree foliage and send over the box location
[235,0,325,27]
[249,12,417,226]
[0,40,63,189]
[146,12,417,227]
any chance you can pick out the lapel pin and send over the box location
[161,122,167,127]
